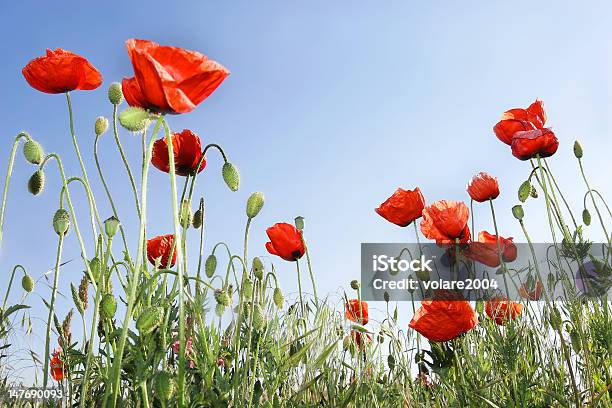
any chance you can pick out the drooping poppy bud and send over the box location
[53,209,70,236]
[88,257,101,283]
[21,274,34,292]
[100,294,117,319]
[192,207,204,229]
[246,192,265,218]
[108,82,124,105]
[582,209,591,226]
[136,306,164,335]
[222,162,240,192]
[518,180,531,203]
[205,254,217,278]
[241,278,254,298]
[252,304,266,330]
[118,107,150,132]
[273,287,284,308]
[23,139,44,165]
[252,257,264,280]
[155,371,176,401]
[214,289,231,307]
[28,170,45,195]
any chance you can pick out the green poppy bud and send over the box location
[53,209,71,236]
[387,354,396,370]
[21,274,34,293]
[118,107,149,132]
[100,294,117,319]
[273,287,284,308]
[573,140,583,159]
[221,162,240,192]
[252,303,266,330]
[512,205,524,221]
[108,82,124,105]
[252,257,264,280]
[518,180,531,203]
[383,291,390,302]
[88,257,101,283]
[350,280,360,290]
[205,254,217,278]
[95,116,109,136]
[28,170,45,195]
[241,278,254,298]
[214,289,231,307]
[23,139,44,165]
[180,200,192,227]
[192,208,203,229]
[136,306,164,335]
[246,192,265,218]
[582,209,591,226]
[155,371,176,401]
[294,216,305,231]
[215,303,225,317]
[104,216,121,238]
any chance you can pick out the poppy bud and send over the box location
[95,116,109,136]
[246,192,265,218]
[383,291,390,302]
[242,278,254,298]
[294,216,305,231]
[518,180,531,203]
[89,257,101,283]
[28,170,45,195]
[100,294,117,319]
[205,254,217,278]
[118,107,149,132]
[350,280,360,290]
[252,257,264,280]
[53,209,71,236]
[214,289,231,307]
[108,82,124,105]
[155,371,176,401]
[23,139,44,165]
[569,329,581,353]
[512,205,524,221]
[180,200,192,227]
[192,208,203,229]
[573,140,583,159]
[215,303,225,317]
[21,274,34,292]
[582,209,591,226]
[273,287,284,308]
[387,354,396,370]
[104,216,120,238]
[221,162,240,192]
[252,303,266,330]
[136,306,164,335]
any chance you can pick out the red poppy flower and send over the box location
[485,297,523,325]
[151,129,206,176]
[493,100,547,145]
[146,234,177,267]
[345,299,369,325]
[511,128,559,161]
[375,187,426,227]
[22,48,102,94]
[50,347,64,381]
[122,39,229,114]
[462,231,517,267]
[467,172,499,203]
[409,296,478,342]
[350,330,372,350]
[420,200,471,245]
[519,279,543,301]
[265,223,305,262]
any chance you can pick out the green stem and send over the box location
[2,265,27,310]
[112,104,141,218]
[43,233,65,388]
[296,260,305,315]
[578,158,610,244]
[488,199,510,296]
[300,232,319,307]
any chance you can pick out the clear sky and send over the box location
[1,1,611,382]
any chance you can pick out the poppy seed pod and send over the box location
[246,192,265,218]
[53,209,71,236]
[108,82,124,105]
[222,162,240,192]
[252,257,264,280]
[512,205,524,221]
[273,287,284,308]
[205,254,217,278]
[294,216,305,231]
[192,208,203,229]
[104,216,120,238]
[28,170,45,195]
[95,116,109,136]
[100,294,117,319]
[118,107,149,132]
[21,274,34,292]
[573,140,583,159]
[136,306,164,335]
[23,139,44,165]
[518,180,531,203]
[155,371,176,401]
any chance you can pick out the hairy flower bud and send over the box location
[252,257,264,280]
[100,294,117,319]
[118,107,149,132]
[28,170,45,195]
[273,287,284,308]
[246,192,265,218]
[383,291,390,302]
[215,303,225,317]
[252,303,266,330]
[23,139,44,165]
[88,257,101,283]
[512,205,524,221]
[95,116,109,136]
[242,278,254,298]
[205,254,217,278]
[192,207,203,229]
[294,216,305,231]
[104,216,120,238]
[582,209,591,226]
[108,82,124,105]
[21,274,34,293]
[573,140,583,159]
[180,200,192,227]
[222,162,240,192]
[136,306,164,335]
[53,209,71,236]
[518,180,531,203]
[214,289,231,307]
[155,371,176,401]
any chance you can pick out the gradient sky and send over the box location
[1,1,611,382]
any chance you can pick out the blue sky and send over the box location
[1,1,611,381]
